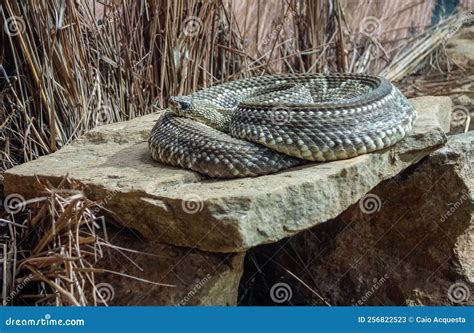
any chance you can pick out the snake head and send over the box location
[169,96,192,115]
[169,95,231,132]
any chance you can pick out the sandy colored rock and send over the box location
[4,97,450,252]
[240,132,473,305]
[97,227,245,305]
[451,94,473,133]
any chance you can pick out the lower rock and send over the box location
[240,132,473,306]
[99,226,244,305]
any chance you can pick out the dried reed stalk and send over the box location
[0,0,469,176]
[1,177,173,305]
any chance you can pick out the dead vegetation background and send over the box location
[1,0,473,172]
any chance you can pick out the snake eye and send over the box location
[169,96,192,111]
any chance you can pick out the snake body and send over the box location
[149,73,416,178]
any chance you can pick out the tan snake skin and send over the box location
[149,73,416,178]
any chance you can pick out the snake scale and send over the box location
[149,73,416,178]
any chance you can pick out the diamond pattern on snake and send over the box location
[149,73,416,178]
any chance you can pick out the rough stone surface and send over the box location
[98,226,245,305]
[451,94,473,133]
[4,97,450,252]
[240,132,473,306]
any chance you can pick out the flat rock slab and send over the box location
[4,97,451,252]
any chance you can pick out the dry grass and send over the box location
[1,0,160,170]
[1,177,173,305]
[0,0,470,174]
